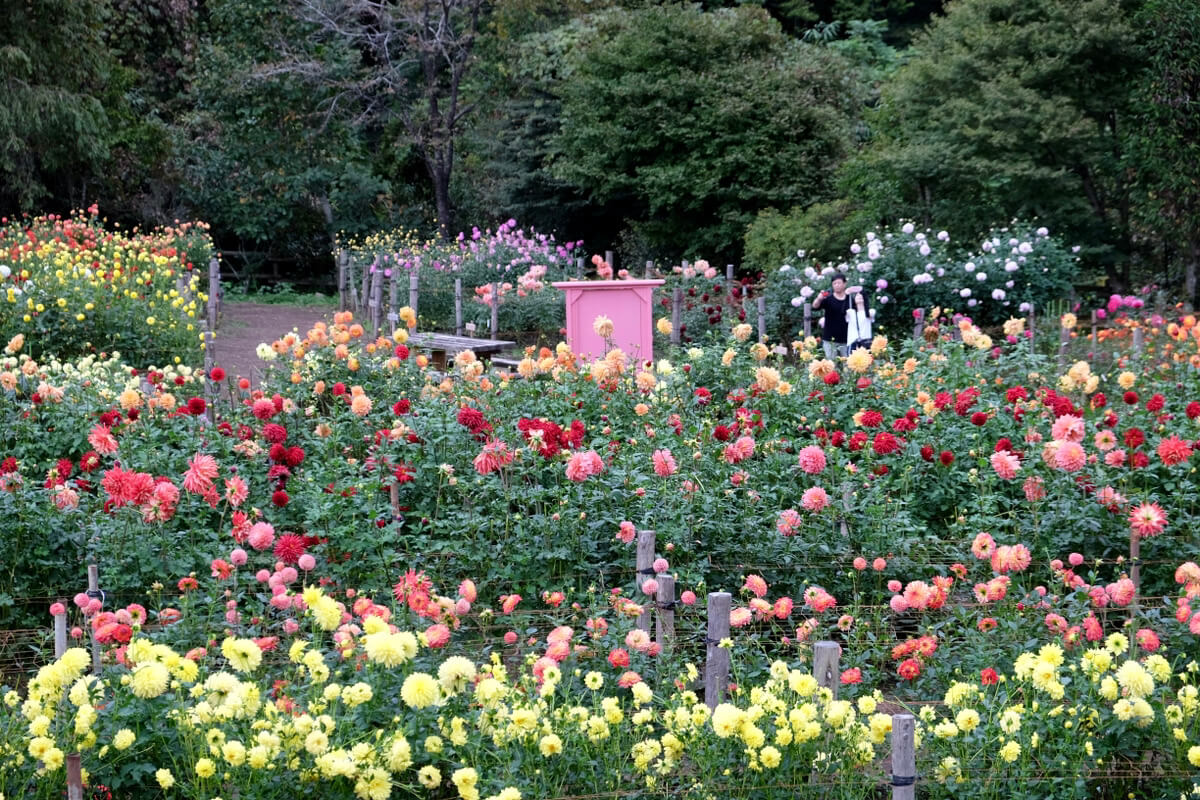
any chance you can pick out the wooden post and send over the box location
[369,269,383,337]
[636,529,656,633]
[207,257,219,332]
[454,278,464,336]
[841,483,852,537]
[726,264,734,282]
[576,257,584,279]
[645,260,654,279]
[891,714,916,800]
[1133,326,1144,356]
[359,259,371,316]
[409,271,420,319]
[671,288,682,346]
[1129,529,1141,596]
[1028,303,1036,348]
[756,295,767,343]
[87,564,102,675]
[54,606,67,658]
[338,251,348,311]
[386,269,400,334]
[66,753,84,800]
[202,322,216,422]
[1058,322,1070,371]
[655,573,675,647]
[913,307,925,342]
[803,301,813,339]
[1090,310,1098,349]
[604,251,614,272]
[705,592,731,708]
[490,283,499,340]
[813,641,840,700]
[390,482,401,521]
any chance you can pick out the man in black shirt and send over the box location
[812,273,852,358]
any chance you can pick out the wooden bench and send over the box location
[407,333,515,368]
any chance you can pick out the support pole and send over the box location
[704,592,731,708]
[813,641,840,699]
[655,573,675,647]
[671,288,682,346]
[490,283,499,340]
[454,278,464,336]
[87,564,102,675]
[636,529,656,633]
[891,714,916,800]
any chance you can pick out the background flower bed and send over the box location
[0,209,213,366]
[1,298,1199,797]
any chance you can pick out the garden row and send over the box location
[1,294,1199,796]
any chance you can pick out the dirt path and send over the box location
[213,302,336,386]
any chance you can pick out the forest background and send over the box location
[2,0,1197,303]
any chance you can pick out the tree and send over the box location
[0,0,114,210]
[547,4,860,263]
[173,0,389,267]
[295,0,486,236]
[856,0,1141,288]
[1126,0,1200,305]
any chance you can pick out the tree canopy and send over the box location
[548,5,860,263]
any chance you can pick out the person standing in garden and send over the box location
[812,272,858,358]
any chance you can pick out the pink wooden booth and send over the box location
[552,279,664,363]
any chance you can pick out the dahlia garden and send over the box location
[2,217,1200,799]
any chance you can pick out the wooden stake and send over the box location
[454,278,464,336]
[1058,323,1070,371]
[338,251,348,311]
[576,257,584,279]
[756,295,767,343]
[409,271,420,318]
[655,573,675,647]
[369,269,383,337]
[671,288,682,346]
[891,714,916,800]
[913,307,925,341]
[390,481,401,520]
[207,257,219,332]
[605,251,614,272]
[66,753,83,800]
[704,592,731,708]
[636,529,656,633]
[726,264,734,282]
[1133,326,1144,356]
[54,607,67,659]
[359,259,371,316]
[388,269,400,331]
[813,641,840,699]
[645,260,654,279]
[87,564,102,675]
[803,301,812,339]
[490,283,499,340]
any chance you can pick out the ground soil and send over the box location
[213,302,336,386]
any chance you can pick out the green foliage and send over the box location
[548,4,860,263]
[851,0,1141,286]
[172,0,389,263]
[0,210,211,366]
[744,200,878,275]
[1124,0,1200,303]
[0,1,114,209]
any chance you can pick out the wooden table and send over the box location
[407,333,515,368]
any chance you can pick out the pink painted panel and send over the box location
[552,279,665,362]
